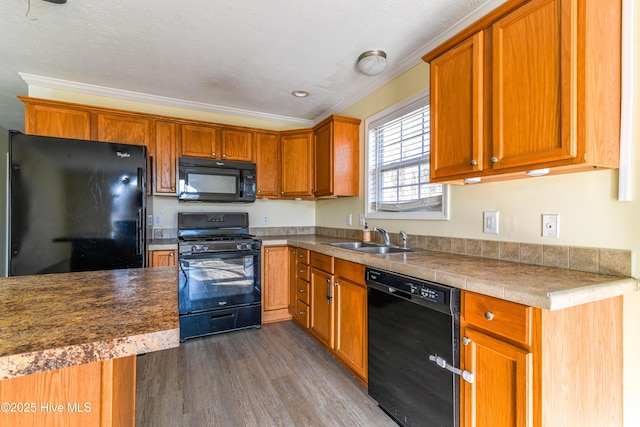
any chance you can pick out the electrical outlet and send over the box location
[483,211,499,234]
[346,213,352,226]
[359,213,365,226]
[542,214,559,238]
[262,214,270,225]
[153,214,162,227]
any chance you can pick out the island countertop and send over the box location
[0,267,179,380]
[263,235,639,311]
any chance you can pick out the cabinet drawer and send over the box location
[296,279,310,304]
[294,299,310,329]
[297,264,310,282]
[296,248,310,265]
[464,292,532,345]
[310,251,334,274]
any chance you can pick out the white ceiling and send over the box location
[0,0,505,132]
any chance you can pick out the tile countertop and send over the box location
[0,267,179,380]
[263,235,639,311]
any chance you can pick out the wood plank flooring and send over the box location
[135,321,397,426]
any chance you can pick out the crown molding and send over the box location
[18,73,315,128]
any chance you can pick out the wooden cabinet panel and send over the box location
[96,113,151,147]
[23,101,91,139]
[154,121,178,194]
[462,328,532,427]
[491,0,574,171]
[262,246,291,323]
[288,247,298,314]
[334,259,367,382]
[180,124,217,158]
[313,115,360,197]
[464,291,532,345]
[149,249,177,267]
[430,32,484,180]
[280,129,313,198]
[220,128,253,161]
[255,131,280,197]
[309,267,334,348]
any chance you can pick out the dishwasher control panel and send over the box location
[367,268,447,305]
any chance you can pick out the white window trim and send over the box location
[364,89,450,221]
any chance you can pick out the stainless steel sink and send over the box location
[325,241,380,249]
[325,241,417,254]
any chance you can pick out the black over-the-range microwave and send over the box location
[178,157,257,203]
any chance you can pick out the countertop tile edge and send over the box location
[0,328,180,380]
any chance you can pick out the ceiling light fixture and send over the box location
[357,50,387,76]
[291,90,310,98]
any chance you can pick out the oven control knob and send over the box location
[203,245,210,252]
[191,245,197,252]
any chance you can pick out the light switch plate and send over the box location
[483,211,499,234]
[542,214,559,238]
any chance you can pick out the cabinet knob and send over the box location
[222,154,227,158]
[265,249,270,253]
[257,189,261,193]
[212,152,216,157]
[169,252,174,257]
[470,160,478,166]
[299,289,304,293]
[484,311,495,321]
[281,191,285,195]
[171,187,175,191]
[299,311,305,315]
[490,156,499,164]
[462,336,471,345]
[299,269,304,273]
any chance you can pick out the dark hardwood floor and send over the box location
[135,321,397,426]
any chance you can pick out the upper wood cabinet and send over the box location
[254,131,280,198]
[424,0,621,183]
[154,121,178,194]
[180,123,218,158]
[180,124,253,161]
[96,113,151,148]
[22,99,91,140]
[280,129,314,198]
[313,115,361,198]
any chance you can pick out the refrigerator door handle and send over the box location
[136,207,143,256]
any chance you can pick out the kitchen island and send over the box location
[0,267,179,427]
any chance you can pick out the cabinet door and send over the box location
[334,260,367,381]
[491,0,575,171]
[96,113,151,147]
[23,102,91,139]
[154,121,178,194]
[255,132,280,197]
[430,32,484,180]
[262,246,290,319]
[462,327,533,427]
[149,250,177,267]
[309,267,334,348]
[180,124,217,158]
[220,128,253,161]
[280,130,314,198]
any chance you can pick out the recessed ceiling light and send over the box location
[291,90,310,98]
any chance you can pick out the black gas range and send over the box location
[177,212,262,340]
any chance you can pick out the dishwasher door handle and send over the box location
[429,355,474,384]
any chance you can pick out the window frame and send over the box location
[364,89,449,221]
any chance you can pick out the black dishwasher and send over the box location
[366,267,467,427]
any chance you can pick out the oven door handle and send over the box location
[429,355,474,384]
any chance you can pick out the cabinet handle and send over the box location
[470,160,478,166]
[326,278,332,305]
[484,311,494,321]
[490,156,499,163]
[462,336,471,345]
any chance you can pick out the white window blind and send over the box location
[366,93,448,220]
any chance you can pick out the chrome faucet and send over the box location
[373,227,391,246]
[399,230,408,249]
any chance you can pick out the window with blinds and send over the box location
[365,92,449,220]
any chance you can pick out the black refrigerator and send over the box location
[8,131,147,276]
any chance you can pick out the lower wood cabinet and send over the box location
[148,249,177,267]
[461,291,623,426]
[262,246,292,323]
[309,252,335,348]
